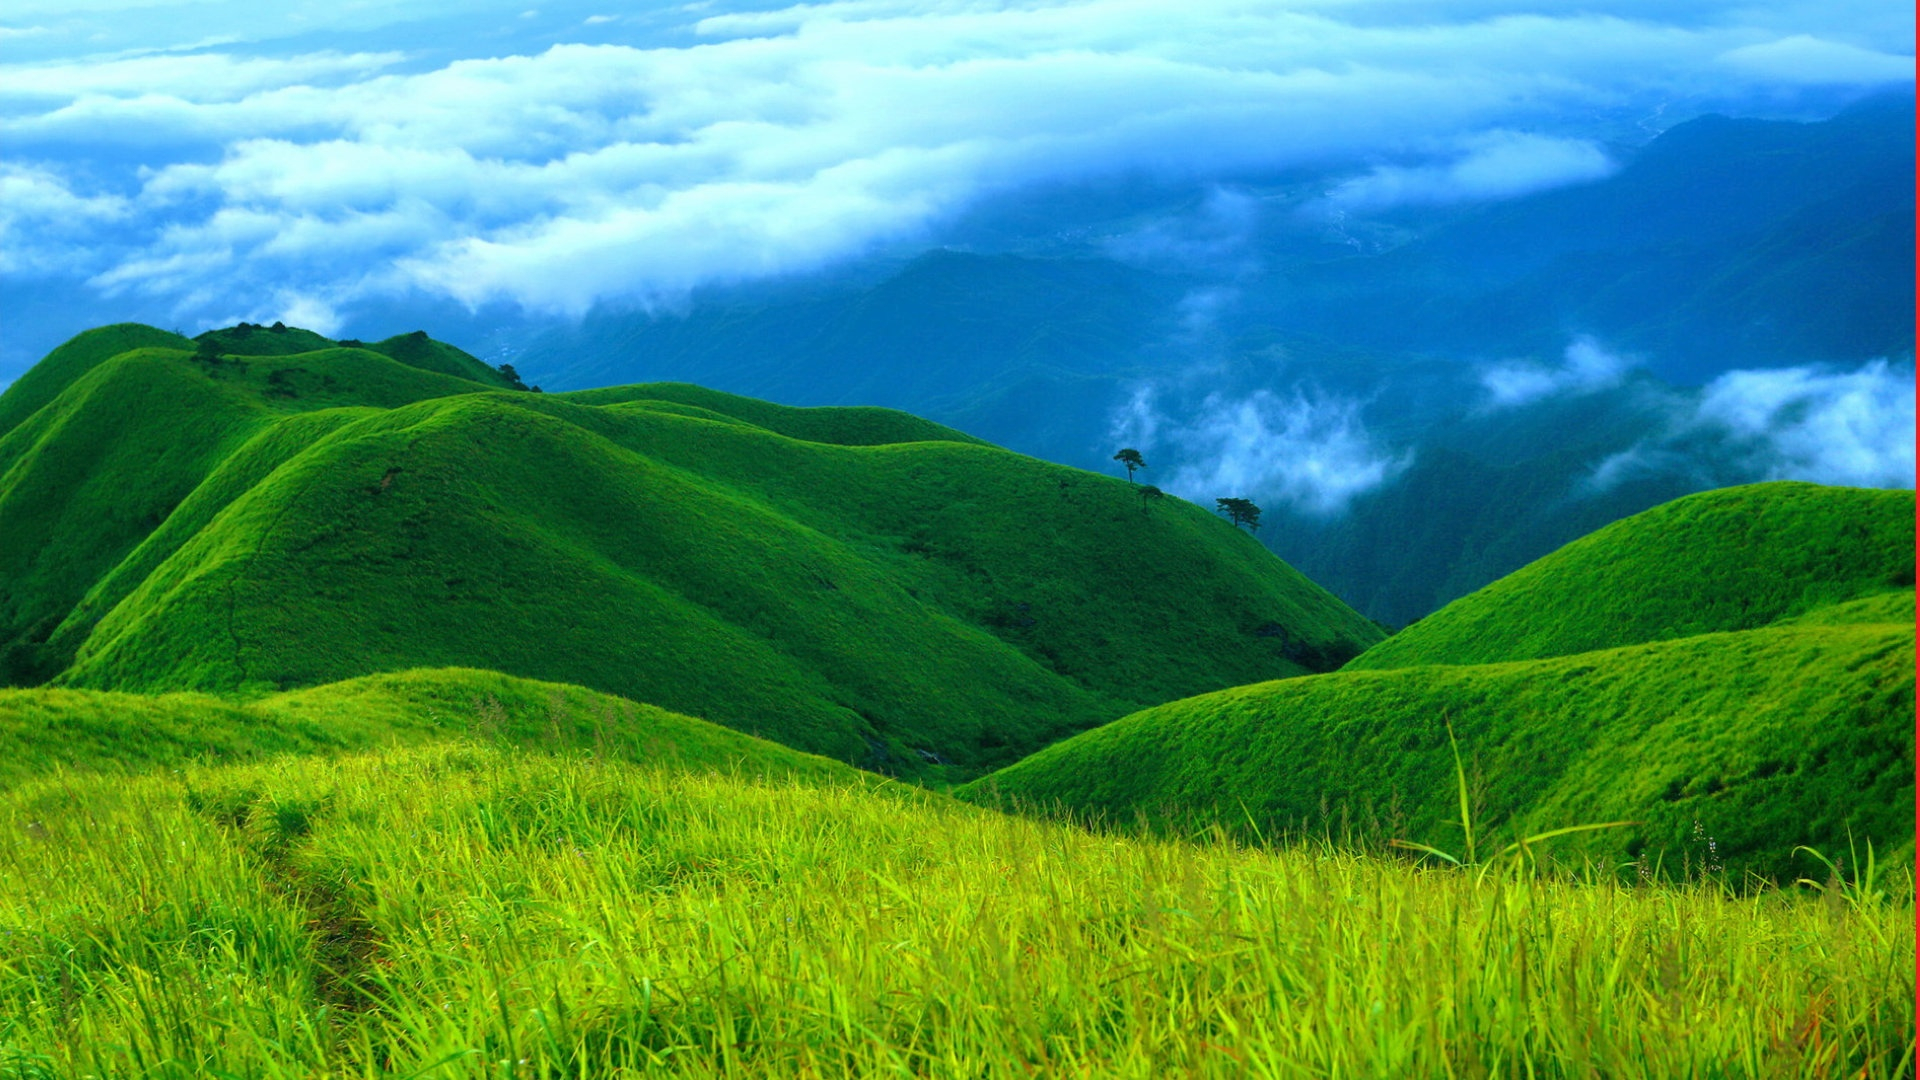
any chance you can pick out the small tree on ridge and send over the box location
[1113,448,1146,484]
[1215,497,1262,533]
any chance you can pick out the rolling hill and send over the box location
[0,666,856,791]
[1345,481,1915,670]
[1,324,1383,776]
[961,483,1916,878]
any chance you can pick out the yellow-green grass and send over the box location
[8,326,1379,775]
[0,667,855,793]
[961,602,1915,880]
[1346,482,1914,671]
[0,743,1908,1078]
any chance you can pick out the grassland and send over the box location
[1347,482,1914,670]
[1,324,1910,1076]
[0,667,856,793]
[967,611,1914,880]
[0,742,1908,1079]
[1,324,1382,777]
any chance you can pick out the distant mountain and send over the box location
[962,482,1917,879]
[512,96,1913,626]
[1262,93,1916,379]
[0,324,1382,777]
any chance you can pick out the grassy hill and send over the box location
[2,741,1907,1078]
[0,335,514,684]
[0,666,855,791]
[1345,481,1914,670]
[962,602,1914,880]
[963,483,1916,878]
[4,324,1382,776]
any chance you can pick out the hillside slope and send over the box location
[1345,482,1913,671]
[962,601,1914,879]
[0,666,855,790]
[10,324,1382,775]
[966,483,1916,877]
[0,338,508,683]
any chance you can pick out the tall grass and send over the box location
[1,743,1910,1078]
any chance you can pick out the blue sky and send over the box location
[1,0,1912,376]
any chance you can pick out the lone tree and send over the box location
[1215,496,1262,533]
[1112,448,1146,483]
[1138,484,1165,514]
[496,363,531,391]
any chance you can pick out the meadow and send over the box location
[0,327,1911,1076]
[1,740,1910,1079]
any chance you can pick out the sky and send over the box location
[1,0,1912,514]
[2,0,1911,362]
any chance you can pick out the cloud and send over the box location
[1717,35,1916,85]
[1694,360,1916,488]
[1104,186,1261,274]
[0,164,131,275]
[1478,335,1633,410]
[1321,131,1616,212]
[0,49,403,102]
[1114,383,1411,517]
[1,0,1914,322]
[1587,359,1915,491]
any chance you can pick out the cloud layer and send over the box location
[1589,358,1915,491]
[1,0,1912,328]
[1112,384,1412,517]
[1478,336,1634,410]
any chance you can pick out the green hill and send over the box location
[0,335,512,684]
[1345,482,1914,671]
[964,483,1917,878]
[0,322,194,440]
[0,666,854,791]
[961,601,1913,879]
[5,324,1382,776]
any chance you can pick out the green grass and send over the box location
[0,323,194,441]
[6,324,1380,777]
[555,382,986,447]
[0,743,1908,1078]
[0,667,855,793]
[1346,482,1914,670]
[0,336,518,684]
[961,596,1915,881]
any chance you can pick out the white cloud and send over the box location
[1322,131,1616,212]
[0,164,131,275]
[1695,360,1915,488]
[1479,335,1633,410]
[1587,359,1915,492]
[1717,35,1916,85]
[1105,187,1261,274]
[0,1,1913,321]
[1115,383,1411,517]
[0,49,402,102]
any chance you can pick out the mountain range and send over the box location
[509,94,1914,627]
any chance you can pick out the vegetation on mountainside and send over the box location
[0,667,853,793]
[4,325,1380,776]
[0,339,513,685]
[557,382,986,447]
[963,595,1915,881]
[1346,481,1914,670]
[1,743,1908,1078]
[0,323,195,440]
